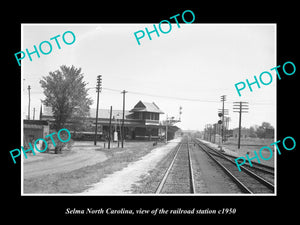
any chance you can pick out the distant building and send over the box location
[40,100,179,141]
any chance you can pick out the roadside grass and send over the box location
[225,137,274,146]
[223,138,275,167]
[23,141,165,194]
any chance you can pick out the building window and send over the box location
[135,112,159,120]
[151,113,155,120]
[146,112,150,120]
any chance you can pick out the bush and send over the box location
[46,130,74,154]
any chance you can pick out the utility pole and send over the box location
[108,106,112,149]
[223,116,229,141]
[94,75,102,146]
[28,85,31,120]
[209,124,212,142]
[233,101,249,149]
[218,123,222,147]
[121,90,127,148]
[165,115,169,143]
[39,102,43,120]
[213,123,217,143]
[33,108,35,120]
[220,95,226,143]
[218,109,229,141]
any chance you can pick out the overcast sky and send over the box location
[22,23,276,131]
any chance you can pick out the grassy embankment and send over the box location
[223,137,275,167]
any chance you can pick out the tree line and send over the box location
[248,122,274,138]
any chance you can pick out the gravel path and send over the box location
[82,138,182,194]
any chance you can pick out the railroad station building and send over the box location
[40,100,179,141]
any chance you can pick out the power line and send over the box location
[101,87,220,103]
[101,88,275,105]
[25,86,275,105]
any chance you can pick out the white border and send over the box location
[21,23,277,196]
[21,23,24,195]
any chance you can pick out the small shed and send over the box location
[23,120,49,147]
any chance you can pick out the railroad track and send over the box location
[155,138,195,194]
[219,150,275,184]
[194,139,274,194]
[220,151,274,175]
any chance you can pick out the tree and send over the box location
[40,65,93,152]
[261,122,273,130]
[256,122,274,138]
[249,126,257,138]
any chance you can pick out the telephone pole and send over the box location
[39,102,43,120]
[165,115,169,143]
[218,109,229,141]
[224,116,230,140]
[233,101,249,149]
[28,85,31,120]
[220,95,226,143]
[121,90,127,148]
[108,106,112,149]
[94,75,102,146]
[33,108,35,120]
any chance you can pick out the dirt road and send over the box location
[23,142,108,179]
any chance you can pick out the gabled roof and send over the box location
[130,101,164,114]
[42,106,132,119]
[42,100,164,119]
[89,108,132,119]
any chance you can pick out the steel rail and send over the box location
[195,141,253,193]
[209,151,273,176]
[195,138,274,171]
[231,156,274,175]
[155,142,182,194]
[196,140,274,191]
[187,139,196,193]
[155,140,195,194]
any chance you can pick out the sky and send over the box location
[21,23,276,131]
